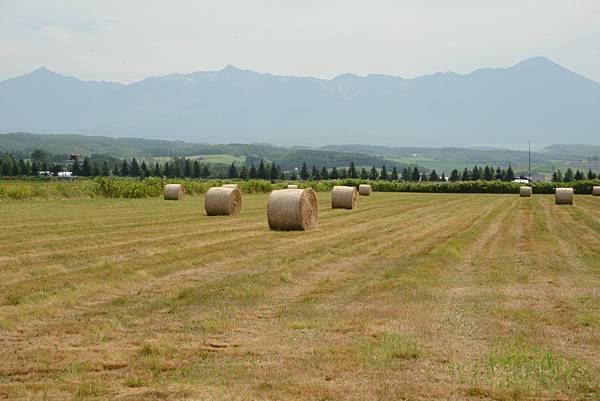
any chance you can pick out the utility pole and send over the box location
[528,139,532,182]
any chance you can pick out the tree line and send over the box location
[2,151,599,182]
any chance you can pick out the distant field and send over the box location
[152,154,246,164]
[1,193,599,400]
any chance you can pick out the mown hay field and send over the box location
[1,193,599,400]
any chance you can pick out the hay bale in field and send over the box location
[267,188,318,231]
[222,184,239,188]
[555,188,574,205]
[593,186,600,196]
[331,186,357,209]
[359,184,372,196]
[520,187,532,197]
[164,184,184,200]
[205,187,242,215]
[287,184,298,189]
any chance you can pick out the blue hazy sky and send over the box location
[1,0,599,83]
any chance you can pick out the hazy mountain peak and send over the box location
[1,57,599,147]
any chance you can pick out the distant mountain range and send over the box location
[1,57,599,147]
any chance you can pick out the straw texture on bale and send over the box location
[555,188,574,205]
[222,184,240,188]
[205,187,242,216]
[287,184,298,189]
[359,184,372,196]
[267,188,318,231]
[164,184,184,200]
[331,186,358,209]
[519,187,532,197]
[593,186,600,196]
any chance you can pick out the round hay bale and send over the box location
[331,186,357,209]
[164,184,184,200]
[222,184,239,188]
[287,184,298,189]
[205,187,242,216]
[267,188,318,231]
[555,188,574,205]
[519,187,532,197]
[593,186,600,196]
[359,184,372,196]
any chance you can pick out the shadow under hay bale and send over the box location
[267,188,318,231]
[332,186,357,209]
[555,188,574,205]
[164,184,184,200]
[359,184,372,196]
[520,186,532,197]
[205,187,242,216]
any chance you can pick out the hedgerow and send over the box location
[2,177,600,200]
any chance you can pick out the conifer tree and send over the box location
[369,166,379,180]
[238,165,248,180]
[311,165,320,180]
[449,169,460,182]
[574,169,584,181]
[228,163,238,179]
[257,160,267,179]
[153,162,162,177]
[25,160,32,175]
[441,171,446,181]
[360,168,369,180]
[120,159,129,177]
[129,158,141,177]
[271,163,279,181]
[31,161,39,176]
[411,166,421,182]
[72,160,82,176]
[173,161,182,178]
[556,169,563,182]
[141,161,149,177]
[249,164,257,179]
[461,168,470,181]
[330,166,339,179]
[339,168,348,179]
[587,169,597,180]
[429,169,439,181]
[201,164,210,178]
[390,166,399,181]
[506,164,515,181]
[300,162,309,180]
[102,161,110,176]
[564,168,574,182]
[349,161,358,179]
[163,162,172,177]
[17,159,26,175]
[380,165,389,180]
[483,165,494,181]
[401,167,410,182]
[183,159,192,177]
[321,166,329,180]
[495,167,504,180]
[80,157,92,177]
[471,166,481,180]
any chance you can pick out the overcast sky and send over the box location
[1,0,599,83]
